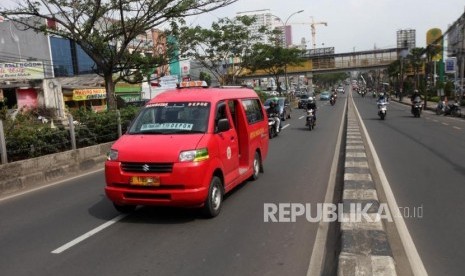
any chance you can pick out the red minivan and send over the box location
[105,84,269,217]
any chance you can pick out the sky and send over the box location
[1,0,464,54]
[188,0,465,53]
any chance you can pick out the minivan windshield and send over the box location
[128,102,211,134]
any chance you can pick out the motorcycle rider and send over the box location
[377,92,387,104]
[410,90,422,113]
[267,100,281,133]
[306,96,317,122]
[330,91,337,104]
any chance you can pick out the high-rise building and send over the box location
[236,9,292,46]
[397,29,416,49]
[275,25,292,47]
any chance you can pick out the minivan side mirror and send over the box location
[216,118,230,133]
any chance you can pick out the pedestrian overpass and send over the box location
[240,47,401,79]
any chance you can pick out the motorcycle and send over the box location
[268,113,280,138]
[330,96,336,106]
[305,109,316,131]
[444,102,462,117]
[436,100,446,115]
[412,100,423,118]
[377,101,388,120]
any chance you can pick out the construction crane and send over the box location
[293,17,328,49]
[310,17,327,49]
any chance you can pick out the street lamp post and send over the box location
[274,10,304,93]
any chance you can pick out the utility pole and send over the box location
[274,10,304,92]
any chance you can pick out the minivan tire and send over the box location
[202,176,223,218]
[250,151,262,181]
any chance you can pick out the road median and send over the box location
[338,96,397,275]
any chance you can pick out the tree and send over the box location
[199,71,212,86]
[246,43,306,93]
[313,72,349,91]
[0,0,237,109]
[175,15,260,85]
[387,59,401,91]
[406,47,426,91]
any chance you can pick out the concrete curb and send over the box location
[337,98,397,275]
[0,142,113,199]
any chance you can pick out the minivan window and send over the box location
[128,102,210,134]
[215,101,230,133]
[242,99,264,124]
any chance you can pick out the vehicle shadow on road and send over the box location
[87,180,254,224]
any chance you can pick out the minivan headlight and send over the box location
[179,148,209,162]
[107,149,118,161]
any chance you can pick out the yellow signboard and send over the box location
[72,88,106,101]
[0,62,45,80]
[426,28,443,62]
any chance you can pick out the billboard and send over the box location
[445,58,456,73]
[0,62,45,80]
[306,47,335,57]
[72,88,106,101]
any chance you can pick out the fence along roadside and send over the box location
[0,109,129,165]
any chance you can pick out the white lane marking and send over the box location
[51,214,128,254]
[453,126,461,130]
[442,122,449,126]
[352,102,427,275]
[281,123,290,129]
[307,96,347,275]
[299,115,305,120]
[432,119,439,122]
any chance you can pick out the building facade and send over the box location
[237,9,290,46]
[0,17,173,115]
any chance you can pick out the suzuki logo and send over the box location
[142,164,150,172]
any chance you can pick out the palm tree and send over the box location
[406,47,426,91]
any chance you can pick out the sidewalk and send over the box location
[390,96,464,118]
[391,96,436,110]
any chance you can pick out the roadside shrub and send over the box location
[4,106,140,162]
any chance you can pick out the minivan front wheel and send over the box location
[202,176,223,218]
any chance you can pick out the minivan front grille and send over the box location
[121,162,173,173]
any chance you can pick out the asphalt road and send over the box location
[0,95,346,276]
[353,93,465,276]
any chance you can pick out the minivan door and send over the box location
[215,101,239,187]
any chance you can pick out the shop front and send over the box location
[115,82,142,103]
[63,88,107,112]
[0,61,45,110]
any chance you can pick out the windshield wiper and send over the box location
[168,130,205,134]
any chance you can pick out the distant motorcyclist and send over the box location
[330,92,337,105]
[410,90,421,102]
[377,92,387,104]
[267,100,281,132]
[410,90,422,113]
[306,97,317,121]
